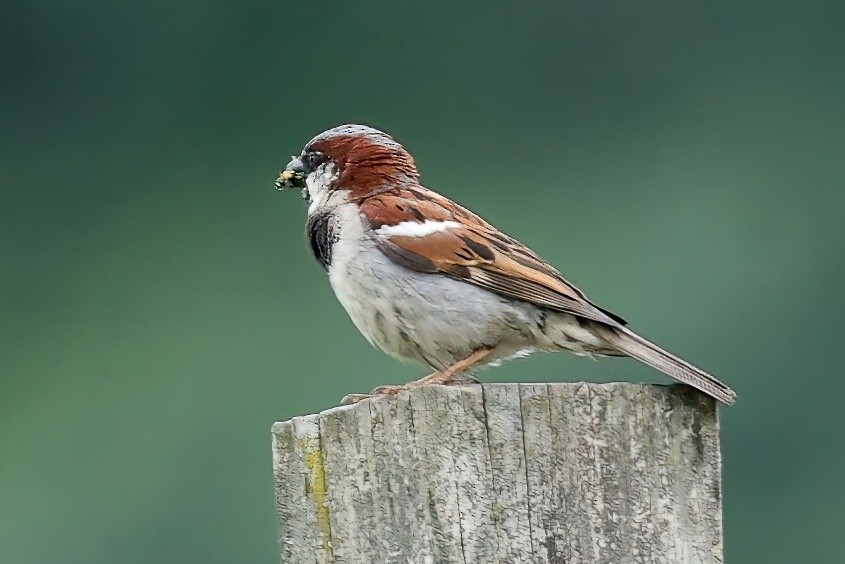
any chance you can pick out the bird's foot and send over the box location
[339,348,493,405]
[340,384,407,405]
[339,376,481,405]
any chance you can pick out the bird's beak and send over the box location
[275,157,306,191]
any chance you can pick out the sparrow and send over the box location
[275,125,736,405]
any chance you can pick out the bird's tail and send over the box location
[592,324,736,405]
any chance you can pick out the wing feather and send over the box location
[363,191,627,327]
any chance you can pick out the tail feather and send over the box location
[594,324,736,405]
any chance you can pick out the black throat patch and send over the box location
[306,212,336,270]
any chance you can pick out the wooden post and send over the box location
[272,383,723,563]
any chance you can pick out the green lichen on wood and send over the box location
[301,439,333,555]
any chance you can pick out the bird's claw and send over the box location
[340,384,407,405]
[340,393,372,405]
[370,384,407,395]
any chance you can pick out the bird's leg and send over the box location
[406,346,493,387]
[341,347,493,404]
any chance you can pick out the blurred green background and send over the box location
[2,1,844,562]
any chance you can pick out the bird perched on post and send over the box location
[275,125,736,405]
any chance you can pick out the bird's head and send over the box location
[276,124,419,206]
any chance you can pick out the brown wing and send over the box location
[361,190,627,327]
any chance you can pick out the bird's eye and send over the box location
[303,152,326,172]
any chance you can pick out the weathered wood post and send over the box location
[272,382,723,563]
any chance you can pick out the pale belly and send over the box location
[330,249,544,369]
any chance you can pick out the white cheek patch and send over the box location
[376,220,462,238]
[306,164,339,214]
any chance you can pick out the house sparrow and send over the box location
[275,125,736,405]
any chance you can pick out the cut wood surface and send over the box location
[272,382,723,564]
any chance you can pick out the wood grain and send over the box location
[272,383,723,564]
